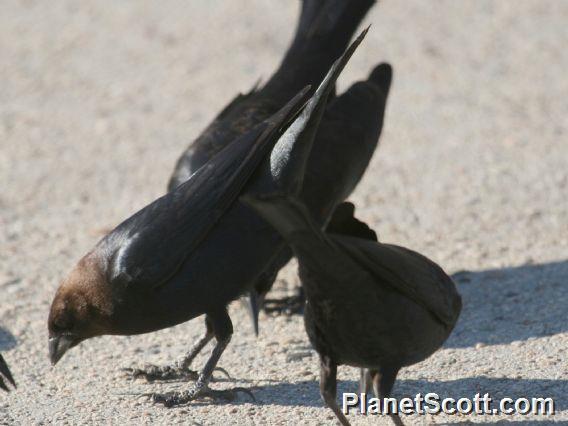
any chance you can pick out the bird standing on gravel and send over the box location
[47,29,366,406]
[166,0,391,333]
[0,354,15,392]
[47,85,310,404]
[241,196,462,426]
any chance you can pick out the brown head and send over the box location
[48,253,114,365]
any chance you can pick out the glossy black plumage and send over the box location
[0,354,15,392]
[241,197,462,426]
[48,30,366,406]
[253,63,392,322]
[165,0,391,333]
[168,0,376,191]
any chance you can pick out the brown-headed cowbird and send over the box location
[165,0,391,334]
[48,32,366,407]
[240,197,462,426]
[0,354,15,392]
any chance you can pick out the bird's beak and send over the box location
[48,335,74,366]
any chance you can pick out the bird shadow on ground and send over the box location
[0,327,17,351]
[445,260,568,348]
[248,376,565,412]
[396,377,565,411]
[132,261,568,411]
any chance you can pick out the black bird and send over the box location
[0,354,16,392]
[241,196,462,425]
[48,31,365,406]
[166,0,390,333]
[168,0,376,190]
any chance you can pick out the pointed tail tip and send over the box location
[351,25,370,53]
[329,24,370,76]
[315,24,370,96]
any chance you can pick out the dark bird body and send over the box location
[167,0,391,332]
[241,198,462,425]
[168,0,377,191]
[48,31,368,406]
[0,354,15,392]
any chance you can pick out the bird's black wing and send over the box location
[102,87,311,291]
[0,354,15,392]
[337,237,461,328]
[167,86,273,191]
[168,0,376,191]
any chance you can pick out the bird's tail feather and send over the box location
[247,28,369,198]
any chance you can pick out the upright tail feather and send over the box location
[239,28,369,336]
[247,28,369,198]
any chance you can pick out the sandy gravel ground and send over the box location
[1,1,567,424]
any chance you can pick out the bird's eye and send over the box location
[52,317,71,333]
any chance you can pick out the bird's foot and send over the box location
[151,384,255,407]
[263,293,304,316]
[123,365,231,383]
[123,365,199,382]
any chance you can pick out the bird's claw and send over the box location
[263,294,304,316]
[122,365,199,382]
[201,386,255,402]
[152,391,182,407]
[212,366,232,380]
[122,365,230,383]
[151,385,255,407]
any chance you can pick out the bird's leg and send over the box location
[124,315,229,382]
[0,355,16,392]
[359,368,373,396]
[152,309,253,407]
[371,366,404,426]
[263,286,305,316]
[320,355,351,426]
